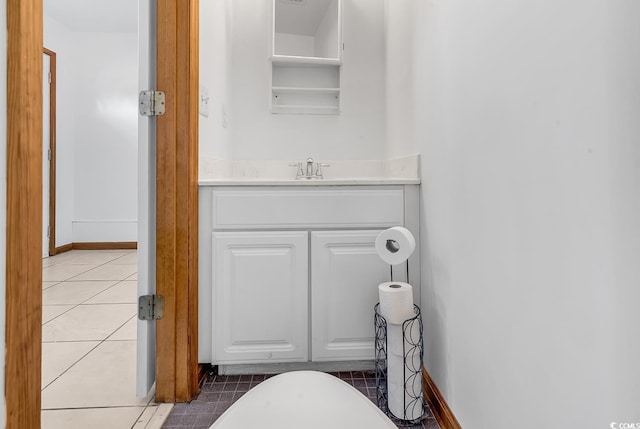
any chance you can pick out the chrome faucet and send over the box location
[289,158,330,179]
[306,158,314,177]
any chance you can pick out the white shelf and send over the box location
[271,87,340,115]
[271,105,340,115]
[270,0,342,116]
[271,55,342,66]
[272,87,340,94]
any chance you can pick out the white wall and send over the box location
[198,0,386,161]
[0,0,7,423]
[314,0,340,64]
[385,0,640,428]
[274,33,315,57]
[71,32,138,242]
[199,0,233,162]
[44,15,138,244]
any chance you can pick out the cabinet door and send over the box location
[213,231,308,364]
[311,230,391,361]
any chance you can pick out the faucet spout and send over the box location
[306,158,314,177]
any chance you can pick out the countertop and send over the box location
[198,177,421,186]
[198,154,421,186]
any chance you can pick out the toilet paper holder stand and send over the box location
[374,303,424,425]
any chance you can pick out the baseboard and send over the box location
[51,242,137,255]
[422,366,462,429]
[72,242,138,250]
[53,243,73,255]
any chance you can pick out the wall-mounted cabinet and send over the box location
[270,0,342,115]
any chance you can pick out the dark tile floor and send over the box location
[162,371,440,429]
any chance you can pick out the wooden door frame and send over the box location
[43,47,57,257]
[155,0,200,402]
[5,0,43,426]
[5,0,199,424]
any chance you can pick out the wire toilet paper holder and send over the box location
[374,303,424,425]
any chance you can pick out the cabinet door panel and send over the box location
[213,231,308,363]
[311,230,392,361]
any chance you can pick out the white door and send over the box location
[136,0,156,398]
[213,231,309,364]
[42,53,50,258]
[310,230,391,361]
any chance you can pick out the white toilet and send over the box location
[210,371,397,429]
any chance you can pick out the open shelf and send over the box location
[271,86,340,115]
[270,0,342,115]
[270,55,342,66]
[272,86,340,94]
[271,105,340,115]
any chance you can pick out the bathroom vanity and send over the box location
[195,0,419,374]
[198,158,420,372]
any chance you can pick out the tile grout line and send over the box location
[43,405,148,411]
[42,313,138,392]
[42,280,133,327]
[41,250,143,424]
[44,251,135,283]
[41,341,103,392]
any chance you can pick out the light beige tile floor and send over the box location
[41,250,171,429]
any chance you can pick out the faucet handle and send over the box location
[289,162,304,179]
[315,162,330,179]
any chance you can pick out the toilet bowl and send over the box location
[210,370,397,429]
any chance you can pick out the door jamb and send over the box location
[5,0,44,427]
[43,47,57,256]
[155,0,200,403]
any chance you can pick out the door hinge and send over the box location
[48,72,52,84]
[48,148,52,161]
[138,294,165,320]
[139,90,165,116]
[47,225,50,238]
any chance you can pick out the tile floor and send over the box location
[41,250,438,429]
[41,250,171,429]
[162,371,441,429]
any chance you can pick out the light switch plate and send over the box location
[200,86,210,117]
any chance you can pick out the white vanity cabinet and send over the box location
[212,231,309,364]
[310,230,391,361]
[198,185,420,368]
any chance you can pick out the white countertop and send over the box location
[198,154,421,186]
[198,177,420,186]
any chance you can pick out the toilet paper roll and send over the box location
[378,282,414,325]
[387,314,423,421]
[387,317,421,356]
[375,226,416,266]
[387,346,423,421]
